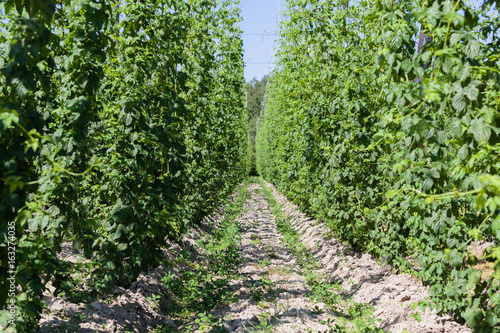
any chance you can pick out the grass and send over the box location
[250,233,261,245]
[266,265,292,277]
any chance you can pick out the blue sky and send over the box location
[239,0,284,82]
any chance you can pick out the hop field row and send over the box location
[256,1,500,331]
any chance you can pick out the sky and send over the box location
[239,0,284,82]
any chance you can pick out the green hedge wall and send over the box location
[0,0,248,330]
[256,1,499,331]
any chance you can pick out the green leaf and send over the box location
[491,292,500,306]
[386,189,399,199]
[386,52,395,66]
[111,204,134,223]
[113,225,128,240]
[16,209,31,229]
[15,80,30,99]
[73,237,82,251]
[462,306,482,328]
[492,215,500,239]
[436,131,447,144]
[29,216,40,231]
[442,58,452,73]
[0,111,19,129]
[450,33,461,45]
[449,251,462,267]
[390,35,403,50]
[452,92,466,112]
[0,311,11,330]
[422,177,433,190]
[469,119,491,142]
[458,144,469,160]
[464,39,480,58]
[485,310,497,326]
[402,59,412,73]
[104,261,116,270]
[476,194,486,212]
[449,118,463,138]
[464,82,479,101]
[468,229,483,240]
[117,243,128,251]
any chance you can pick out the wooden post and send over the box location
[414,29,432,83]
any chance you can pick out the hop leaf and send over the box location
[464,39,480,58]
[452,92,466,112]
[449,118,463,138]
[492,215,500,239]
[458,144,469,160]
[468,118,491,142]
[450,32,461,45]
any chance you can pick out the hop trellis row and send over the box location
[256,1,500,331]
[0,1,248,331]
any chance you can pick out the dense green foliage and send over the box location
[0,0,248,330]
[245,75,268,174]
[256,0,500,331]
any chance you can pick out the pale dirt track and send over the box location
[38,181,472,333]
[206,182,334,332]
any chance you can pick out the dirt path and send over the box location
[38,180,472,332]
[261,180,471,333]
[185,180,471,332]
[206,182,336,332]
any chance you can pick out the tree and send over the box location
[245,75,269,174]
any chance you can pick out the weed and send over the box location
[256,258,272,268]
[242,317,278,333]
[267,265,291,276]
[194,312,227,332]
[146,293,161,310]
[251,238,261,245]
[312,304,324,315]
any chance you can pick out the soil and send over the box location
[263,181,471,333]
[38,181,473,333]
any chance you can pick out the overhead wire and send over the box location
[267,1,282,75]
[243,2,282,75]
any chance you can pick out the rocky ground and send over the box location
[38,180,473,332]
